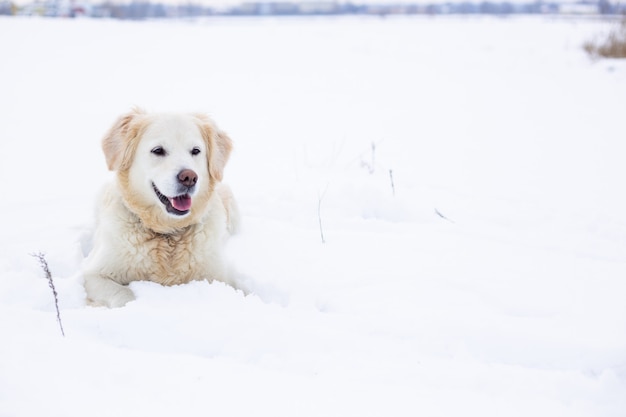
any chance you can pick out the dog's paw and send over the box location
[108,287,136,308]
[86,286,136,308]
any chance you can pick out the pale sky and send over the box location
[15,0,576,7]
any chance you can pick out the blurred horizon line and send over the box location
[2,0,624,20]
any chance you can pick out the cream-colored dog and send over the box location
[82,109,240,308]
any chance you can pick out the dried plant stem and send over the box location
[435,208,454,224]
[318,184,329,244]
[584,18,626,59]
[32,252,65,337]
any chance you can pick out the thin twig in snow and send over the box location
[435,208,454,224]
[318,184,329,244]
[32,252,65,337]
[389,169,395,197]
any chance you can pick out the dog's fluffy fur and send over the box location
[82,109,240,308]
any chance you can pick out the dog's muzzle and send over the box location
[152,169,198,216]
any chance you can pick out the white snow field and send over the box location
[1,15,625,416]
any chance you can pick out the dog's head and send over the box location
[102,109,232,233]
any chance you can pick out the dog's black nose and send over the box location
[178,169,198,188]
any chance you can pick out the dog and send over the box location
[82,109,240,308]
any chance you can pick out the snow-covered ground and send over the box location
[1,15,625,416]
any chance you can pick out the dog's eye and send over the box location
[191,147,201,156]
[151,147,166,156]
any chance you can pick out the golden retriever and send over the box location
[82,109,240,307]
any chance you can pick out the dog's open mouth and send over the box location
[152,183,192,216]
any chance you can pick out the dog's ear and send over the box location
[195,114,233,183]
[211,129,233,182]
[102,108,145,171]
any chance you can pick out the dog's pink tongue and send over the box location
[170,195,192,211]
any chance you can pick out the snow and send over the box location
[1,15,626,416]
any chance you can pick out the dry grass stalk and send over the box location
[32,252,65,337]
[584,18,626,59]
